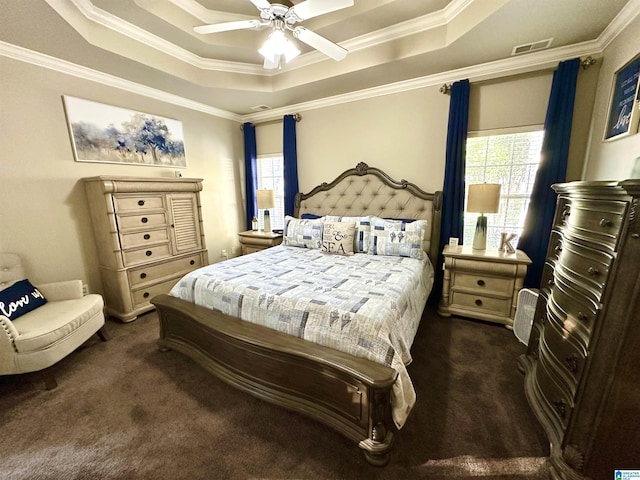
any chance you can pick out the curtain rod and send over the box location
[439,55,598,95]
[240,113,302,130]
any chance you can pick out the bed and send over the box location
[152,162,442,465]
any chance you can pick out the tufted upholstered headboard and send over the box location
[294,162,443,264]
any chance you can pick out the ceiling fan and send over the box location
[194,0,354,69]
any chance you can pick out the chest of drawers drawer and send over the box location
[123,244,172,267]
[114,194,165,212]
[120,228,169,250]
[557,237,612,298]
[536,348,574,430]
[132,277,181,309]
[117,212,167,231]
[128,253,205,287]
[561,198,627,250]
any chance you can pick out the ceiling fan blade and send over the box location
[290,0,354,21]
[194,19,262,34]
[249,0,272,10]
[293,27,348,61]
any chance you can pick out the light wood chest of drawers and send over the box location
[84,176,209,322]
[437,245,531,326]
[519,180,640,480]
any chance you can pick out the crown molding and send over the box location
[3,0,638,125]
[0,41,242,122]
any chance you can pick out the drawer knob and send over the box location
[144,234,151,240]
[565,354,579,373]
[554,244,562,252]
[143,292,150,299]
[577,311,587,321]
[547,278,554,286]
[190,260,195,265]
[475,299,483,307]
[587,266,600,276]
[138,200,145,206]
[562,208,570,217]
[141,217,148,223]
[145,250,152,257]
[140,273,147,279]
[553,400,567,419]
[599,218,612,228]
[477,279,486,287]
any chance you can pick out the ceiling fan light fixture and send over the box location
[259,26,300,65]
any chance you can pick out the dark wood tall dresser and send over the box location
[519,180,640,479]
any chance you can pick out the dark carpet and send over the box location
[0,307,549,479]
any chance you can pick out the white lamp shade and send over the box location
[256,189,275,209]
[467,183,501,213]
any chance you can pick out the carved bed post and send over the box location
[359,387,394,466]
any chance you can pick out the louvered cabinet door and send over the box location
[167,192,203,254]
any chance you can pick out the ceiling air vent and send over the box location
[251,105,271,111]
[511,38,553,56]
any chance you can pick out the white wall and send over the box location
[583,14,640,180]
[0,57,244,295]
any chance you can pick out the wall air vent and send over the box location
[511,38,553,56]
[251,105,271,111]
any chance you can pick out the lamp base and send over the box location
[472,214,488,250]
[263,210,271,233]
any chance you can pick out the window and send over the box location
[256,154,285,231]
[464,129,544,249]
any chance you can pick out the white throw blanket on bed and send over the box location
[170,245,434,428]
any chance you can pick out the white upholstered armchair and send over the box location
[0,253,108,389]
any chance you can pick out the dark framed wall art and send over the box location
[604,53,640,141]
[63,96,187,167]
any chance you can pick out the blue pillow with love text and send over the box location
[0,279,47,321]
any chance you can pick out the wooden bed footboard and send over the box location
[152,294,399,466]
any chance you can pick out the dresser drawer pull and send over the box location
[475,299,483,307]
[145,250,152,257]
[553,400,567,419]
[144,234,151,240]
[554,244,562,252]
[477,279,485,287]
[190,260,195,265]
[599,218,612,228]
[587,266,600,276]
[562,208,570,217]
[143,292,150,299]
[140,273,147,279]
[138,200,145,206]
[547,278,554,286]
[565,354,579,373]
[577,311,587,321]
[141,217,148,223]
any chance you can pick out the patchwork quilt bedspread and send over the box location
[169,245,434,428]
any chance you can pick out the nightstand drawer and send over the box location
[451,272,514,295]
[450,291,511,316]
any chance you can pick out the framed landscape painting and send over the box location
[63,96,187,167]
[604,53,640,141]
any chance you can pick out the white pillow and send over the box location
[321,221,356,256]
[283,216,324,249]
[368,217,427,259]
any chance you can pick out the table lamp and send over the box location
[256,189,275,233]
[467,183,501,250]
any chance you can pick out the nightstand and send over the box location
[437,245,531,327]
[238,230,283,255]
